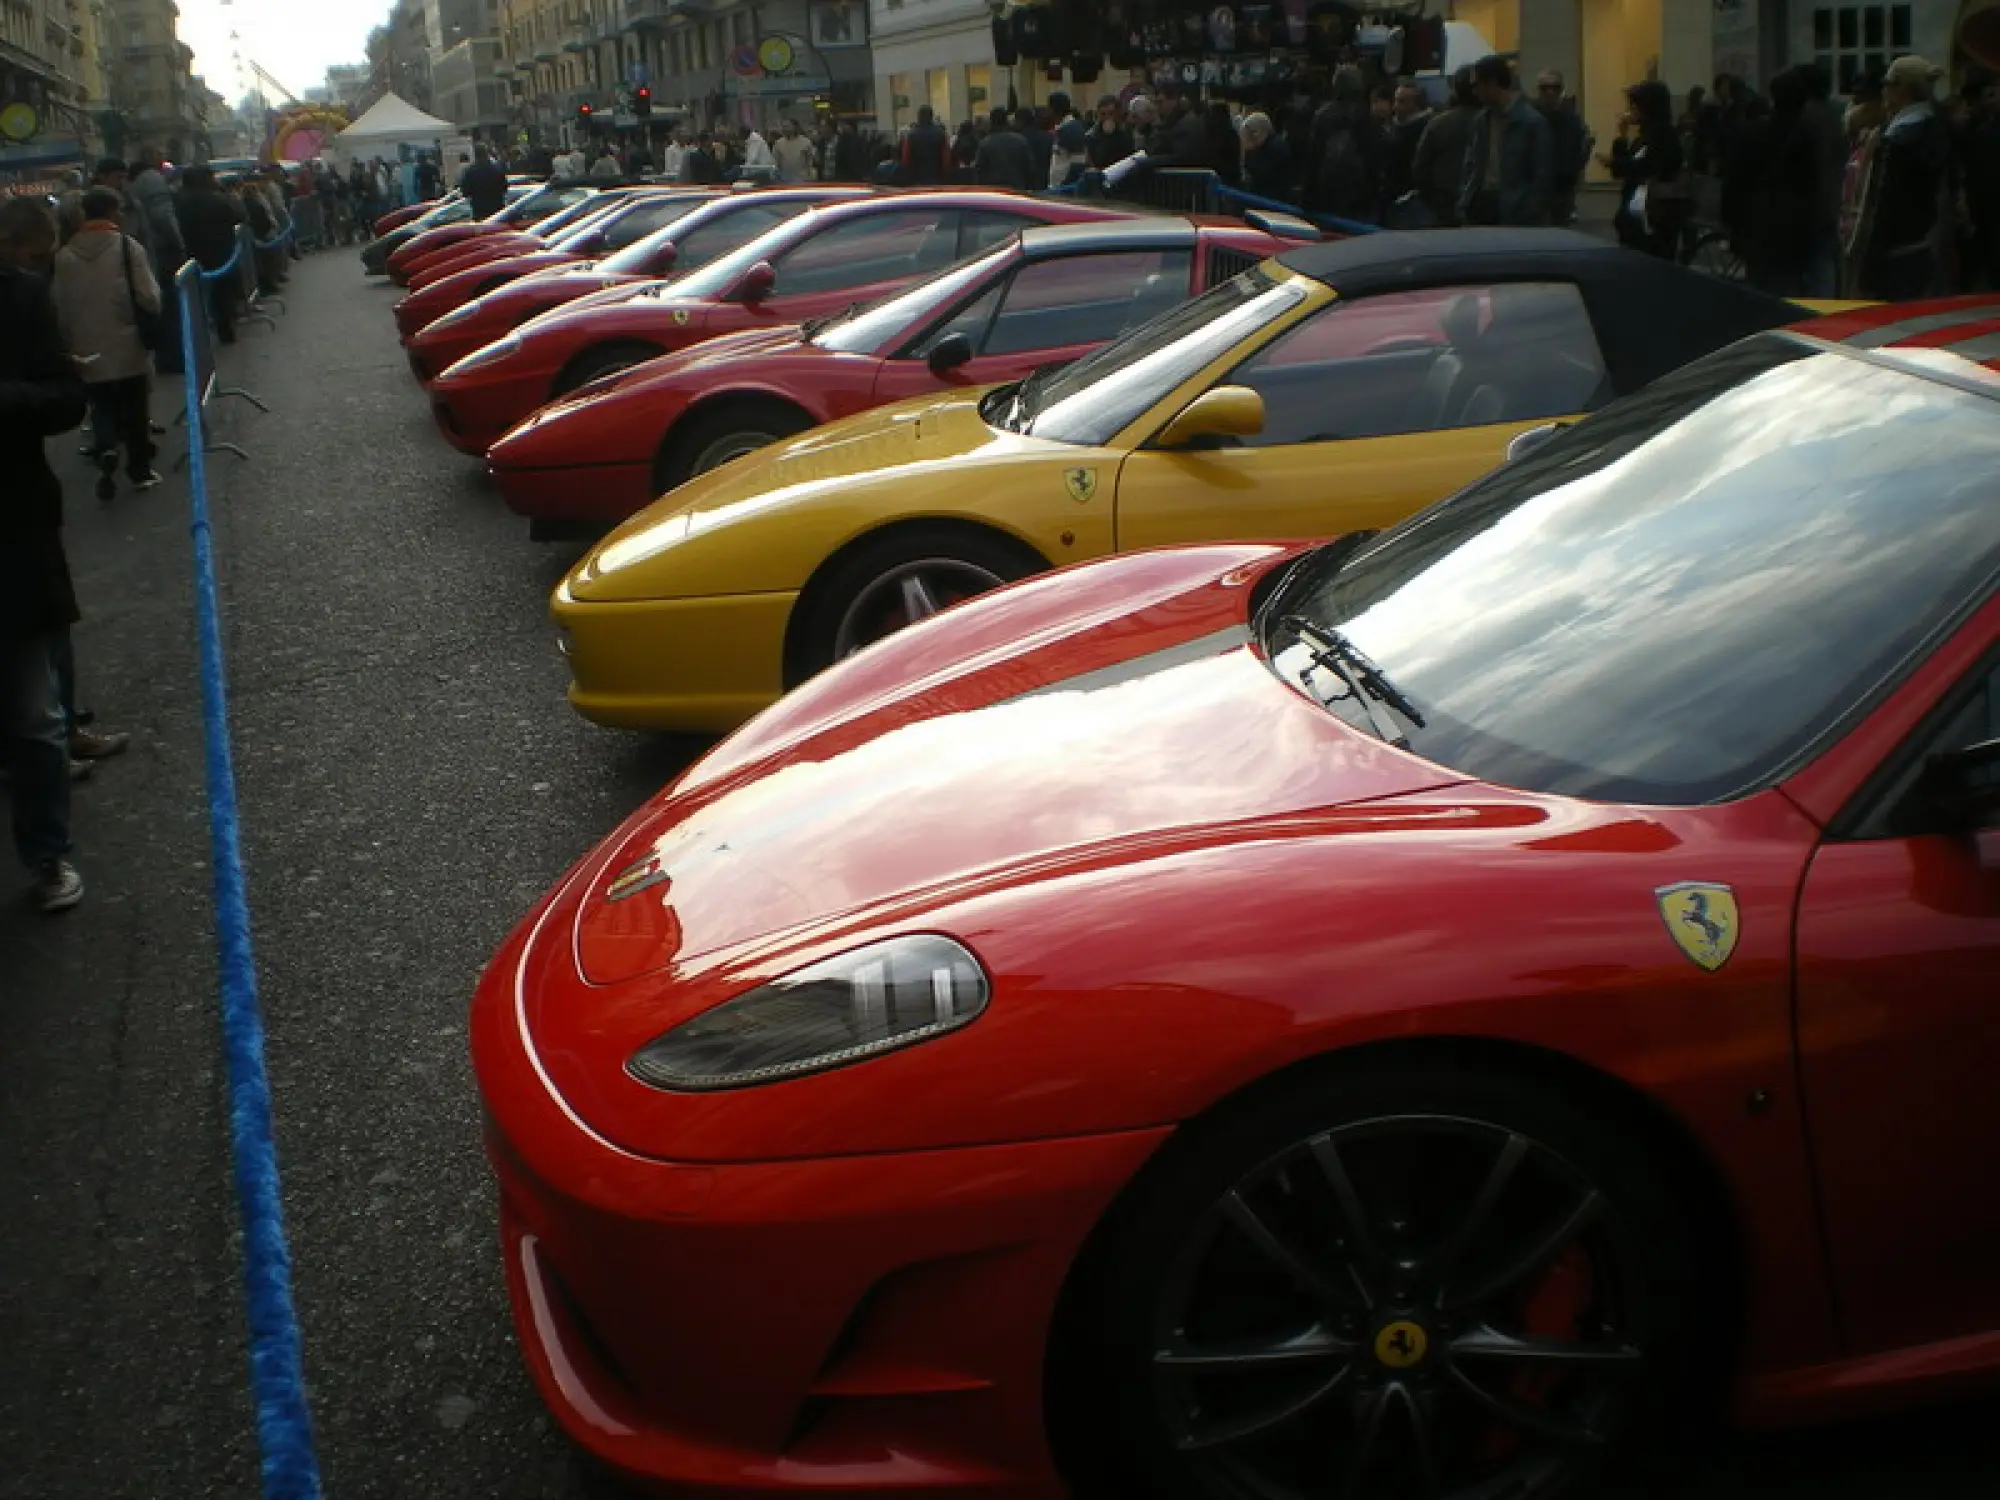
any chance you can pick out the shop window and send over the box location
[1810,5,1913,93]
[1226,283,1610,447]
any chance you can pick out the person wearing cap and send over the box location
[1859,55,1953,299]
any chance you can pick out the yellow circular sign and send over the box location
[1373,1320,1429,1369]
[757,35,795,75]
[0,101,39,143]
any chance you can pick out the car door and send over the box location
[755,208,970,327]
[1793,643,2000,1358]
[1112,281,1613,552]
[872,247,1196,405]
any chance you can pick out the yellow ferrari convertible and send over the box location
[554,227,1843,733]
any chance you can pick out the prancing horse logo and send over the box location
[1654,881,1740,971]
[1063,467,1098,504]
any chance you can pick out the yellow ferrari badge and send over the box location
[1374,1321,1428,1369]
[1655,882,1739,971]
[672,308,690,326]
[1063,467,1097,504]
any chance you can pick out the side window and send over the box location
[673,206,794,269]
[959,212,1031,256]
[1226,282,1610,449]
[772,211,962,296]
[983,249,1192,357]
[602,198,693,250]
[916,282,1003,357]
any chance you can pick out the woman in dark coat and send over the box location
[1606,79,1686,258]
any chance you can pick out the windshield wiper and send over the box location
[802,300,865,339]
[1277,614,1425,748]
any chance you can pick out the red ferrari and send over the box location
[401,187,867,368]
[386,179,596,284]
[473,308,2000,1499]
[396,189,653,294]
[490,217,1303,534]
[393,189,717,341]
[427,191,1127,457]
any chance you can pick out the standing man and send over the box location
[973,108,1037,190]
[1046,91,1087,188]
[1383,81,1433,220]
[773,118,818,182]
[175,166,246,344]
[832,118,873,182]
[1413,66,1480,227]
[1458,56,1553,226]
[0,195,88,912]
[1533,70,1587,225]
[660,125,688,182]
[460,143,508,219]
[899,106,951,185]
[415,151,443,200]
[53,186,163,498]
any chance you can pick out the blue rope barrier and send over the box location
[174,263,325,1500]
[1211,183,1383,236]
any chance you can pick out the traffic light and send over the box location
[576,103,594,128]
[634,86,652,119]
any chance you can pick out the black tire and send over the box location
[655,401,813,494]
[553,341,661,399]
[788,524,1044,685]
[1050,1056,1703,1500]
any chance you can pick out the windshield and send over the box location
[1006,267,1307,445]
[1262,341,2000,805]
[528,194,612,241]
[653,209,825,300]
[812,240,1017,354]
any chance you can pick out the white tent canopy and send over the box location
[336,92,454,149]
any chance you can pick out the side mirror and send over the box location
[926,332,973,377]
[1921,738,2000,825]
[653,240,678,271]
[575,229,608,255]
[731,259,775,304]
[1156,385,1266,450]
[1506,421,1563,463]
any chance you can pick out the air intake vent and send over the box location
[1208,247,1268,283]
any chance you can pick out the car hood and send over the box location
[492,325,806,458]
[567,386,1067,602]
[567,543,1459,988]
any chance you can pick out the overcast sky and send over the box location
[180,0,378,105]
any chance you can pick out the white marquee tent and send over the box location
[334,93,454,156]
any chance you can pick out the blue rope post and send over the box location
[174,262,325,1500]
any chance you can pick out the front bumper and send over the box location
[473,885,1166,1497]
[496,461,656,524]
[554,587,795,733]
[430,368,548,456]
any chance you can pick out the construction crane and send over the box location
[244,57,298,107]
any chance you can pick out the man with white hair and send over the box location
[1858,55,1952,298]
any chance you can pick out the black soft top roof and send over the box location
[1276,229,1810,396]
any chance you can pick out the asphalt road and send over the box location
[2,250,1995,1500]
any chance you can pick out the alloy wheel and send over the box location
[832,557,1008,658]
[1152,1115,1646,1500]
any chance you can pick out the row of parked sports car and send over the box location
[368,180,2000,1500]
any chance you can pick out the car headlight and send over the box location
[451,332,521,372]
[627,935,989,1092]
[431,299,481,329]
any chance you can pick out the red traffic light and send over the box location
[635,87,651,101]
[577,103,593,117]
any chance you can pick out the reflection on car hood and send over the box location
[568,545,1458,986]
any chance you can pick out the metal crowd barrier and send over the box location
[172,233,271,469]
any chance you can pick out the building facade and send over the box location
[101,0,198,160]
[0,0,109,170]
[434,34,513,131]
[1713,0,1995,92]
[870,0,996,131]
[497,0,874,148]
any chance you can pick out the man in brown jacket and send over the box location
[54,185,163,497]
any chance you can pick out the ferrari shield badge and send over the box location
[671,308,691,326]
[606,853,670,903]
[1063,467,1097,504]
[1654,882,1739,972]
